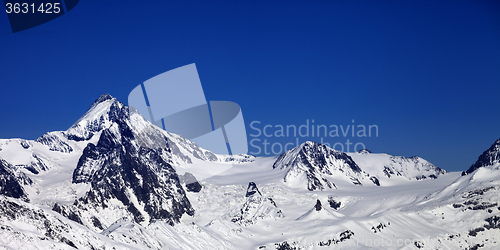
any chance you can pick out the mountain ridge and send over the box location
[465,139,500,175]
[0,93,497,249]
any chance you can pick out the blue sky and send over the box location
[1,0,499,172]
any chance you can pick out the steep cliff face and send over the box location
[0,158,31,202]
[69,95,194,226]
[465,139,500,174]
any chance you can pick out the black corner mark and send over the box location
[3,0,79,33]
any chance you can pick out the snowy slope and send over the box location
[348,149,447,185]
[0,94,498,250]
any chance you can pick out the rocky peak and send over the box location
[273,141,363,190]
[245,182,262,197]
[65,94,125,141]
[232,182,284,226]
[465,139,500,175]
[358,148,372,154]
[70,103,194,226]
[90,93,116,109]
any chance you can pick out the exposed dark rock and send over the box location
[179,172,202,193]
[371,222,388,233]
[186,182,202,193]
[358,148,372,154]
[370,176,380,186]
[36,132,73,153]
[52,203,83,225]
[275,241,296,250]
[74,143,194,225]
[19,140,31,149]
[458,200,498,211]
[484,216,500,229]
[383,166,395,178]
[246,182,262,197]
[462,187,495,199]
[327,196,341,210]
[0,158,30,202]
[468,227,485,237]
[468,244,484,250]
[232,182,284,226]
[315,199,322,211]
[470,202,497,211]
[416,175,427,180]
[91,216,104,230]
[414,241,424,249]
[71,101,194,226]
[0,197,78,248]
[91,93,114,107]
[65,94,125,142]
[465,139,500,174]
[21,154,50,174]
[318,230,354,246]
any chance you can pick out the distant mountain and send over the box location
[272,141,446,191]
[273,141,364,191]
[464,139,500,175]
[348,150,446,182]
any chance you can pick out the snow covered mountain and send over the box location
[348,149,447,182]
[271,141,446,191]
[272,141,364,190]
[0,94,498,249]
[464,139,500,175]
[0,94,251,234]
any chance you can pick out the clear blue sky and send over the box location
[1,0,499,172]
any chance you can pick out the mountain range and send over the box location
[0,94,498,249]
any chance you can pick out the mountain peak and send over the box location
[465,138,500,174]
[65,94,125,141]
[232,182,284,226]
[273,141,363,190]
[358,148,372,154]
[245,182,262,197]
[299,141,325,150]
[91,93,116,107]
